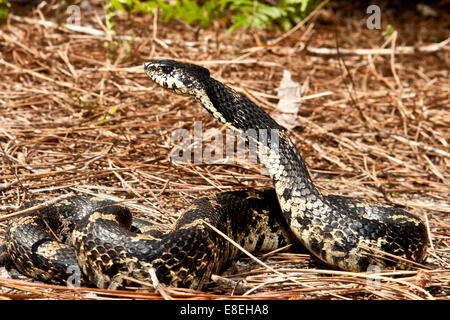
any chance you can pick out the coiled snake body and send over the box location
[0,60,427,290]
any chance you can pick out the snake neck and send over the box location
[197,78,323,218]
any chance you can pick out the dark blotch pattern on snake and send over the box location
[0,60,427,290]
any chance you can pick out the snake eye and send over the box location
[161,66,174,74]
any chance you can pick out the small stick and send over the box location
[0,193,74,222]
[210,274,250,293]
[259,244,292,259]
[389,31,402,89]
[268,0,330,45]
[423,212,435,252]
[358,244,431,270]
[200,219,317,292]
[122,272,173,300]
[391,135,450,158]
[149,268,173,300]
[307,37,450,56]
[0,179,19,192]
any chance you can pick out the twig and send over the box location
[389,31,402,89]
[268,0,330,45]
[210,274,251,293]
[200,219,288,279]
[391,135,450,158]
[423,212,434,252]
[195,59,280,67]
[9,14,109,38]
[121,273,172,300]
[0,58,91,95]
[200,219,347,299]
[0,193,74,222]
[149,268,173,300]
[0,179,19,192]
[306,37,450,55]
[358,244,431,270]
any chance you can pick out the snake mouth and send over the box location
[144,60,212,96]
[144,61,174,87]
[144,61,189,94]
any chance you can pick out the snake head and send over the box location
[144,60,210,95]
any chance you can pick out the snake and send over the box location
[0,60,427,291]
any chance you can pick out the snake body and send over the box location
[0,60,427,290]
[1,190,294,289]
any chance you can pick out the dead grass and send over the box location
[0,1,449,300]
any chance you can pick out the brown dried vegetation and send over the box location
[0,1,449,300]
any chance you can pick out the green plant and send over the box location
[103,2,133,61]
[108,0,322,33]
[110,0,227,29]
[383,24,394,40]
[0,0,10,20]
[98,106,118,125]
[228,0,319,32]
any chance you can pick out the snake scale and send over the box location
[0,60,427,290]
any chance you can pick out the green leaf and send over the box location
[133,1,157,14]
[383,24,394,40]
[300,0,309,12]
[110,0,126,12]
[0,0,10,19]
[279,18,293,30]
[108,0,324,33]
[257,5,284,19]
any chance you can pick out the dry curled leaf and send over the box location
[273,70,302,130]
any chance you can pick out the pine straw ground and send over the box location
[0,1,449,300]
